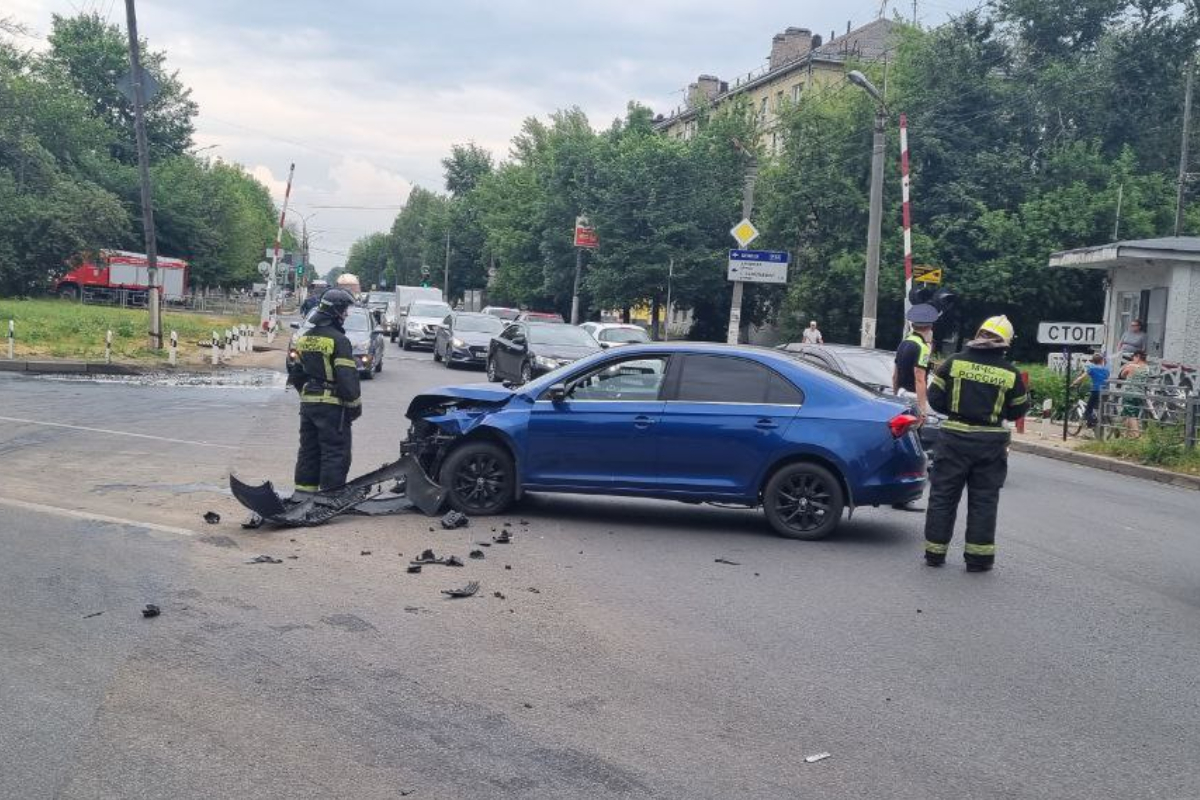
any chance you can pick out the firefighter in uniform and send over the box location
[923,315,1029,572]
[287,288,362,499]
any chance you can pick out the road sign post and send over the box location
[726,211,760,345]
[571,216,599,324]
[1038,321,1104,441]
[727,250,789,283]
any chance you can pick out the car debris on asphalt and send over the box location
[360,550,372,556]
[246,555,283,564]
[714,558,741,566]
[493,591,506,599]
[241,514,263,529]
[407,564,422,574]
[804,753,831,764]
[441,581,480,598]
[141,604,161,618]
[203,511,221,524]
[441,510,469,530]
[493,531,512,544]
[411,549,464,567]
[469,549,485,559]
[83,611,103,619]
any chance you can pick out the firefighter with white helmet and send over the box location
[923,315,1029,572]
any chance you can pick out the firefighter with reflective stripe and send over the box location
[287,288,362,499]
[923,315,1030,572]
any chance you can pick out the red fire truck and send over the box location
[55,250,189,302]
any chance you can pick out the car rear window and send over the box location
[674,354,801,404]
[599,327,650,343]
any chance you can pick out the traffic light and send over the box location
[930,287,957,313]
[908,284,935,306]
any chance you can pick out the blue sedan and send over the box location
[404,343,927,539]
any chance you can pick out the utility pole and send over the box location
[1176,56,1194,237]
[663,257,674,342]
[727,152,758,345]
[443,229,451,298]
[265,163,294,331]
[124,0,161,350]
[570,249,583,324]
[862,105,886,348]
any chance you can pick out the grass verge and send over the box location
[0,298,257,364]
[1079,424,1200,477]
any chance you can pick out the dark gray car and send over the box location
[486,321,601,384]
[288,307,386,379]
[434,312,506,369]
[779,342,943,452]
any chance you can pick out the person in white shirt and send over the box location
[801,321,824,345]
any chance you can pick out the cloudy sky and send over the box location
[9,0,976,269]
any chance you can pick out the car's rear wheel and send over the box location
[520,361,532,384]
[486,356,499,382]
[402,338,412,351]
[763,462,844,540]
[360,369,374,380]
[440,441,515,516]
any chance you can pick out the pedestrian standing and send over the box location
[1071,353,1109,428]
[286,288,362,500]
[801,321,824,345]
[1118,350,1149,438]
[923,315,1029,572]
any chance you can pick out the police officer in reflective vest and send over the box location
[923,315,1029,571]
[287,288,362,499]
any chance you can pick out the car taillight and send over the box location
[889,413,921,438]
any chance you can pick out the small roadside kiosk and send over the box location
[1047,236,1200,367]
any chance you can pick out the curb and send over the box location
[1010,439,1200,492]
[0,360,146,375]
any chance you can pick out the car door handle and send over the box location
[755,418,779,430]
[633,415,657,429]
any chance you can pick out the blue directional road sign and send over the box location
[727,249,790,284]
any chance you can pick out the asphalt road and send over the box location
[2,339,1199,799]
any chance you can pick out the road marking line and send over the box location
[0,496,197,537]
[0,415,238,450]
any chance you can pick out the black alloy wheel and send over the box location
[486,355,499,382]
[440,441,515,515]
[762,462,845,540]
[520,360,533,385]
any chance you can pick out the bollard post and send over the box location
[212,331,220,366]
[7,320,13,360]
[230,327,238,357]
[169,330,178,367]
[1041,398,1053,439]
[105,330,112,364]
[241,324,250,353]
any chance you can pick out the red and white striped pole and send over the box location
[900,113,913,337]
[262,162,296,332]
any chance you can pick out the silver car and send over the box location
[400,300,453,350]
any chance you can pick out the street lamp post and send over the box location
[849,70,888,349]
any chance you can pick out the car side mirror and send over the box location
[513,336,526,347]
[289,322,300,330]
[548,383,567,402]
[600,341,611,349]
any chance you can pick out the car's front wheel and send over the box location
[486,355,499,382]
[433,344,442,363]
[762,462,844,540]
[520,360,532,384]
[440,441,515,516]
[374,354,382,373]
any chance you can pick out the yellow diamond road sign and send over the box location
[730,219,759,248]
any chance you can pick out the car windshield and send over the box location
[529,325,598,346]
[343,311,371,332]
[834,349,897,390]
[368,292,393,305]
[599,327,650,343]
[455,315,504,334]
[410,302,451,317]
